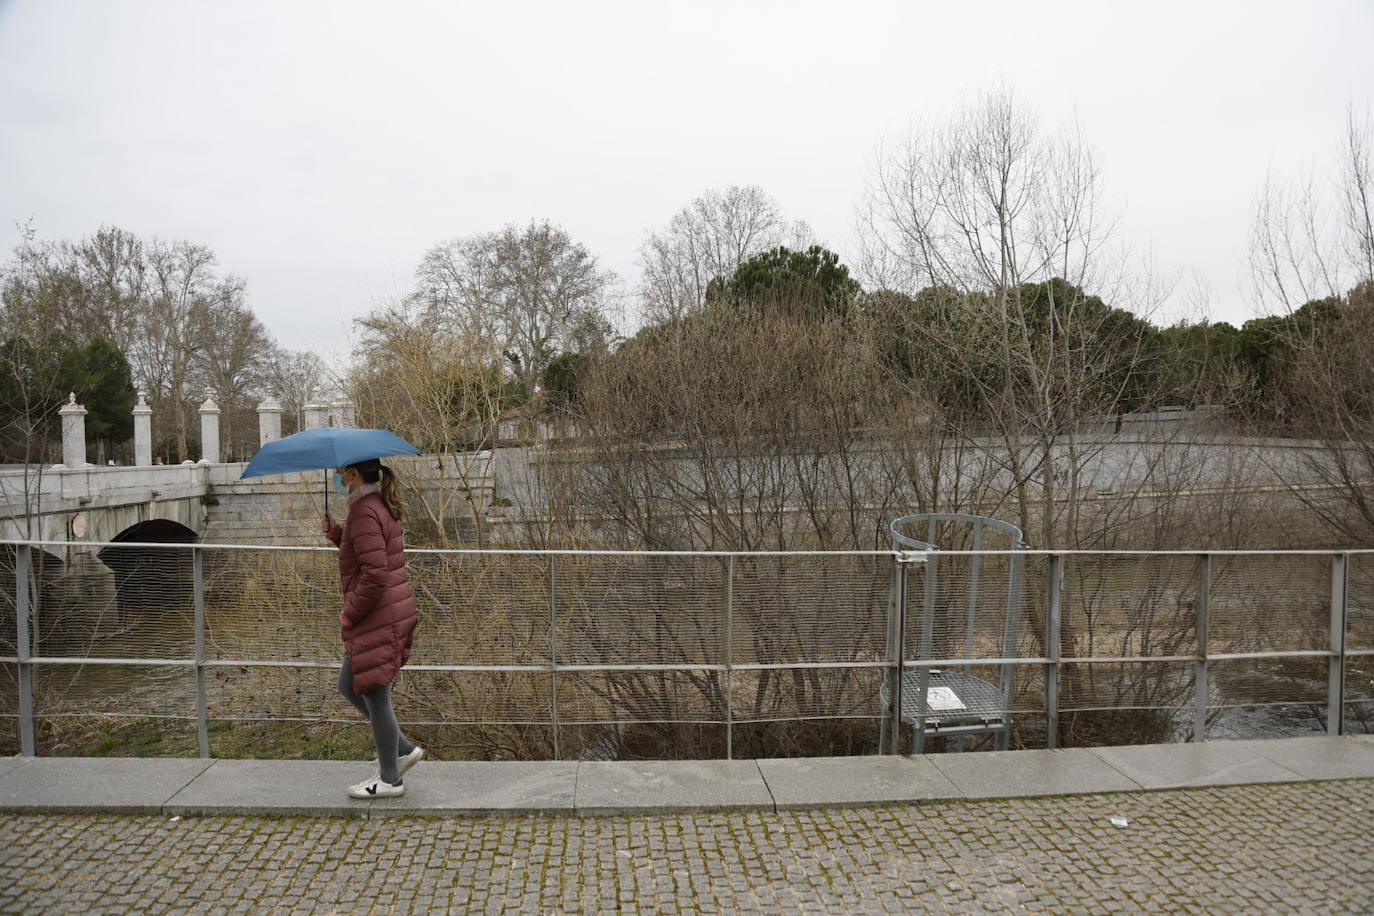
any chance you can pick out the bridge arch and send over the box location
[107,520,199,545]
[96,520,199,624]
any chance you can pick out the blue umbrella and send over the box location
[240,427,421,514]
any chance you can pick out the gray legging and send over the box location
[338,655,416,784]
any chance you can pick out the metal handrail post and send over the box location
[1044,554,1062,750]
[1328,552,1348,737]
[725,556,734,760]
[964,521,983,678]
[884,555,909,755]
[996,546,1024,751]
[549,556,561,760]
[879,558,892,753]
[1193,554,1210,742]
[16,543,34,756]
[193,547,209,757]
[914,552,937,755]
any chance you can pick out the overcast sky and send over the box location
[2,0,1371,362]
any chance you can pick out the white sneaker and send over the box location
[347,776,404,799]
[367,746,425,779]
[397,746,424,776]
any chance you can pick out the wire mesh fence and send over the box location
[1345,552,1374,736]
[0,540,1369,760]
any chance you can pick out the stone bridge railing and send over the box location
[0,454,499,545]
[0,463,224,540]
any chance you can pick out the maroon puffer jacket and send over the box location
[326,488,418,694]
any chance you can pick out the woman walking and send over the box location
[323,458,422,798]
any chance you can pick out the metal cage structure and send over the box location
[881,514,1029,754]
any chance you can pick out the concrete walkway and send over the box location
[3,734,1374,817]
[3,739,1374,913]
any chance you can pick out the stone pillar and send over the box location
[198,389,221,463]
[133,390,153,467]
[58,393,90,468]
[257,391,283,445]
[302,387,329,429]
[330,393,356,429]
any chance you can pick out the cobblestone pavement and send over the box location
[1,780,1371,914]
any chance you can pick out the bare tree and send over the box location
[556,290,903,552]
[268,348,327,433]
[855,86,1162,550]
[68,227,149,351]
[536,290,911,757]
[1248,107,1374,543]
[637,186,813,326]
[2,225,274,377]
[194,297,275,457]
[0,337,66,534]
[1249,105,1373,314]
[4,227,279,463]
[413,221,615,399]
[352,299,507,547]
[134,240,226,461]
[1342,107,1374,287]
[1,223,73,344]
[0,225,148,352]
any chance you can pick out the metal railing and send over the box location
[1,540,1371,759]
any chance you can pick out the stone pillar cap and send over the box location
[199,389,220,413]
[257,390,283,411]
[133,389,153,415]
[59,393,87,416]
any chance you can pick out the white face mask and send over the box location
[332,471,349,495]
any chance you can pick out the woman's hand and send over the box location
[322,513,334,534]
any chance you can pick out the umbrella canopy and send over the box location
[240,427,420,479]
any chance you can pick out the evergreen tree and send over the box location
[706,245,861,317]
[60,336,136,446]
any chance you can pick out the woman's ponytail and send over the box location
[377,465,406,523]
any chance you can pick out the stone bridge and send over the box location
[9,387,507,553]
[0,455,498,548]
[0,455,498,635]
